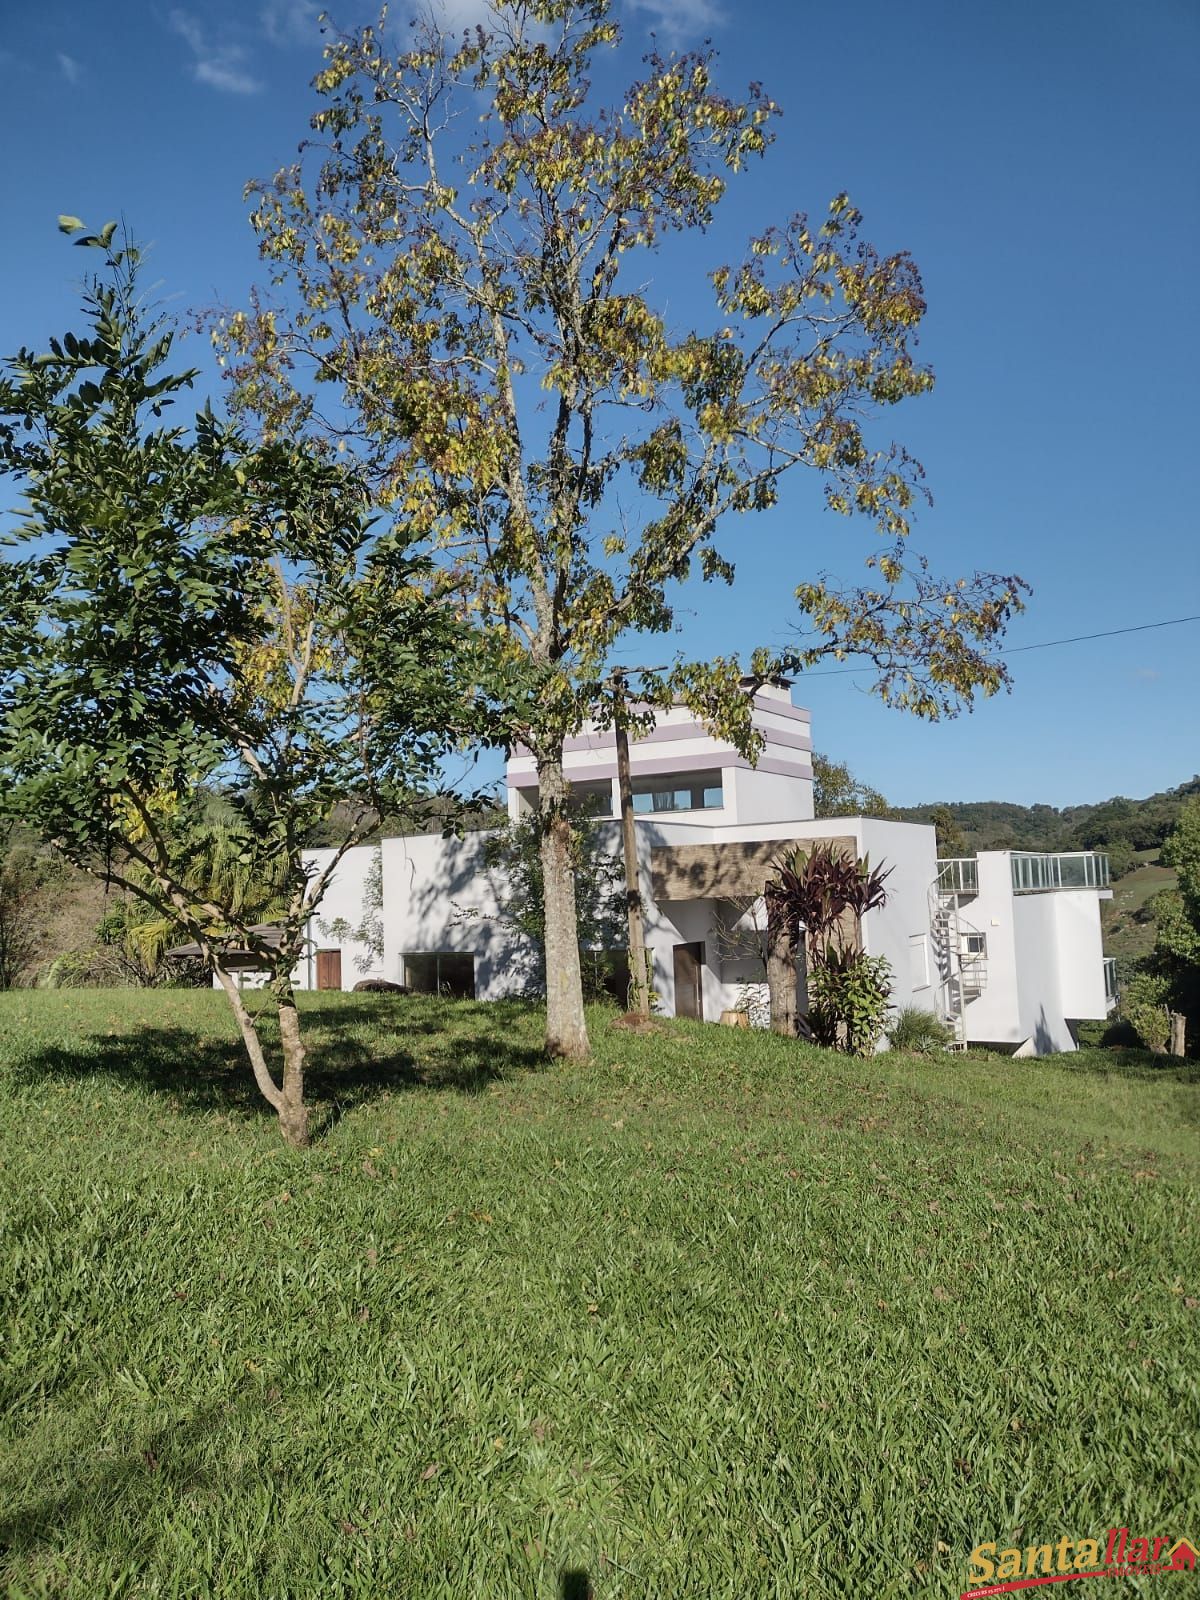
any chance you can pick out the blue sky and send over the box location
[2,0,1197,808]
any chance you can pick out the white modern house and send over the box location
[292,679,1116,1055]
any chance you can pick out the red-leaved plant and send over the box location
[764,843,893,1048]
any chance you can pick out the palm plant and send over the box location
[105,819,292,982]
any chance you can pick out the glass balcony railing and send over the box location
[1010,852,1110,893]
[1104,957,1118,1002]
[937,858,979,895]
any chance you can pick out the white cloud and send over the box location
[626,0,725,45]
[57,52,82,84]
[169,10,263,94]
[416,0,552,33]
[261,0,324,47]
[429,0,502,29]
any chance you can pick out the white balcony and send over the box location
[937,858,979,895]
[1010,852,1110,893]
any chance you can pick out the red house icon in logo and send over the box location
[1168,1539,1197,1572]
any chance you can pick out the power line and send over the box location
[1003,614,1200,655]
[796,613,1200,679]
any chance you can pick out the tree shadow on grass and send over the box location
[1051,1045,1200,1085]
[0,1395,257,1566]
[12,996,548,1140]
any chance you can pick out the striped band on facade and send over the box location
[509,751,813,785]
[510,705,811,762]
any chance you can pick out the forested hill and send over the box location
[891,776,1200,861]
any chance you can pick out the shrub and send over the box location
[806,951,894,1057]
[1119,968,1171,1053]
[887,1006,955,1054]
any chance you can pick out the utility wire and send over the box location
[796,613,1200,679]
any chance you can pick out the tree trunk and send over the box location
[1168,1010,1187,1059]
[276,986,310,1148]
[214,962,285,1112]
[767,912,796,1036]
[538,750,590,1061]
[614,706,650,1019]
[213,962,310,1148]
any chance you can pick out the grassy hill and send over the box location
[1,991,1195,1598]
[1102,849,1180,964]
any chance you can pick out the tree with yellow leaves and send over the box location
[218,0,1025,1061]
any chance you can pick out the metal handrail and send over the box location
[937,858,979,895]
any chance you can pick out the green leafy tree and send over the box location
[0,224,473,1145]
[1118,800,1200,1055]
[928,805,970,859]
[1117,967,1172,1055]
[97,818,294,986]
[217,0,1025,1060]
[1162,797,1200,935]
[812,753,893,819]
[1153,798,1200,1052]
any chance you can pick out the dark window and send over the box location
[568,781,614,819]
[403,952,476,998]
[582,949,630,1006]
[517,782,613,819]
[631,772,723,814]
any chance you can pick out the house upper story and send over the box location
[504,678,815,829]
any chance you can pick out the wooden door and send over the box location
[672,942,705,1020]
[315,949,342,991]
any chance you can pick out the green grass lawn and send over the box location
[1,992,1197,1599]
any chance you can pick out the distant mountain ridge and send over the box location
[891,776,1200,857]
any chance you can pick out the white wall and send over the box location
[1050,891,1109,1020]
[380,831,542,999]
[857,818,940,1018]
[730,765,815,825]
[948,853,1021,1045]
[1009,893,1075,1053]
[944,853,1110,1052]
[293,845,386,990]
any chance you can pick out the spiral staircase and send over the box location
[929,860,988,1050]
